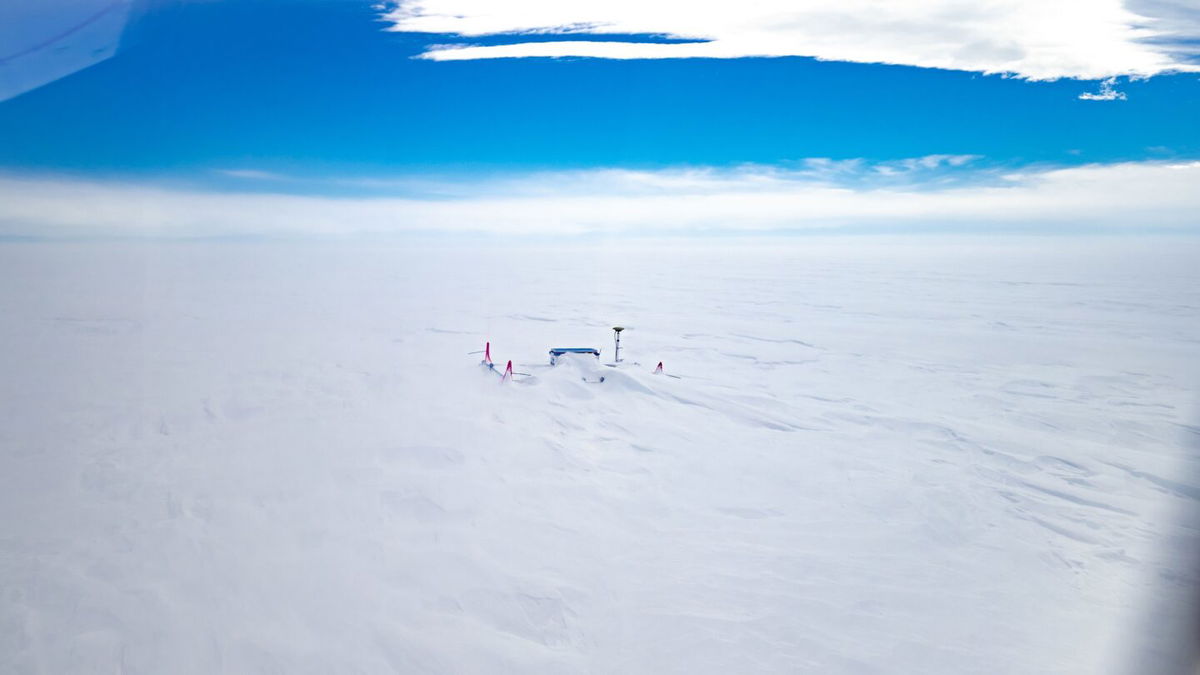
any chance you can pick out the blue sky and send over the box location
[0,0,1198,236]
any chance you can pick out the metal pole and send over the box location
[613,326,624,363]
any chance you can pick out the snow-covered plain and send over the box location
[1,238,1198,673]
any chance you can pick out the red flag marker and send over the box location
[654,361,663,374]
[485,341,492,364]
[500,359,513,383]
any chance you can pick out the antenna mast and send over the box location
[612,326,624,363]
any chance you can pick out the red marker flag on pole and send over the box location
[654,361,663,374]
[500,360,513,383]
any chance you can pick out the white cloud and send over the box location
[379,0,1200,80]
[1079,77,1129,100]
[1,161,1198,238]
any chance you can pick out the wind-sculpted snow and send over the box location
[0,239,1198,673]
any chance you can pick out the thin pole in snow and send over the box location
[612,326,624,363]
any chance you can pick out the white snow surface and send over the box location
[1,238,1198,673]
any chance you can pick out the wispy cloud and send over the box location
[216,169,288,180]
[1,161,1197,239]
[1079,77,1128,100]
[379,0,1200,80]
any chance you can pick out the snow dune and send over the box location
[1,238,1198,673]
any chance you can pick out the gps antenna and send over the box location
[613,326,625,363]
